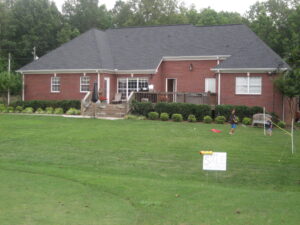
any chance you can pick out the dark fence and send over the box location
[135,92,216,105]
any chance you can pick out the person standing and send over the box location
[266,118,273,136]
[229,109,238,135]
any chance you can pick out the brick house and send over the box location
[17,24,293,120]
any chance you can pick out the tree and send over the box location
[5,0,65,69]
[62,0,112,32]
[0,71,22,104]
[246,0,300,67]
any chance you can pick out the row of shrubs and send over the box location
[0,104,81,115]
[11,100,81,112]
[140,111,286,127]
[131,101,263,121]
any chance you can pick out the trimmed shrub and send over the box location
[66,108,81,115]
[11,100,81,112]
[188,114,197,122]
[7,106,14,113]
[131,101,154,116]
[295,122,300,128]
[45,107,54,114]
[54,108,64,114]
[215,115,226,124]
[172,113,183,122]
[22,107,34,113]
[203,115,213,123]
[277,121,286,128]
[15,106,23,113]
[242,117,252,125]
[35,108,45,114]
[0,104,7,113]
[215,104,263,120]
[160,112,169,121]
[125,114,146,120]
[154,102,210,121]
[148,111,159,120]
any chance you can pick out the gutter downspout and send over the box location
[217,70,221,105]
[22,73,25,101]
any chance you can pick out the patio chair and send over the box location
[111,93,122,104]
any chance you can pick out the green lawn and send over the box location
[0,114,299,225]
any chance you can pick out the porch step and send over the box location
[82,103,127,118]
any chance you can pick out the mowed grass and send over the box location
[0,114,299,225]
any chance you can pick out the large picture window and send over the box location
[236,77,262,94]
[118,78,148,99]
[51,76,60,92]
[80,76,90,92]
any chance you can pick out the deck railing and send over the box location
[134,92,216,105]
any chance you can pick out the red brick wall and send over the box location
[153,60,217,92]
[24,60,287,121]
[24,73,97,101]
[220,73,283,116]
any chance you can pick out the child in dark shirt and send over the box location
[266,118,273,136]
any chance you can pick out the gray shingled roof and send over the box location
[18,24,289,72]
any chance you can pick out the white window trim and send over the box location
[80,75,90,93]
[235,76,262,95]
[205,78,216,93]
[51,76,60,93]
[117,77,149,99]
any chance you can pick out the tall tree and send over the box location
[62,0,112,32]
[4,0,65,69]
[246,0,300,67]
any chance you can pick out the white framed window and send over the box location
[51,76,60,93]
[205,78,216,93]
[80,76,90,92]
[236,76,262,95]
[117,78,149,99]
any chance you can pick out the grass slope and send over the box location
[0,115,299,225]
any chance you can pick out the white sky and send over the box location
[52,0,266,15]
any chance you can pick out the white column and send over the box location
[97,73,100,91]
[217,72,221,105]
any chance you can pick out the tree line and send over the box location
[0,0,299,71]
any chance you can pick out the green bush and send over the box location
[11,100,80,112]
[54,108,64,114]
[131,101,154,116]
[0,104,7,113]
[203,115,213,123]
[35,108,45,114]
[172,113,183,122]
[277,121,286,128]
[215,115,226,124]
[66,108,81,115]
[215,105,263,120]
[7,106,14,113]
[187,114,197,122]
[22,107,34,113]
[125,114,146,120]
[160,112,169,121]
[242,117,252,125]
[154,102,210,121]
[15,106,23,113]
[148,111,159,120]
[295,122,300,128]
[45,107,54,114]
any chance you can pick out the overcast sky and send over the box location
[52,0,266,15]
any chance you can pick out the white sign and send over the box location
[203,152,227,171]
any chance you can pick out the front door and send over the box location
[104,77,110,103]
[166,78,177,102]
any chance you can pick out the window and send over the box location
[51,76,60,92]
[205,78,216,93]
[80,76,90,92]
[236,77,261,94]
[117,78,149,99]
